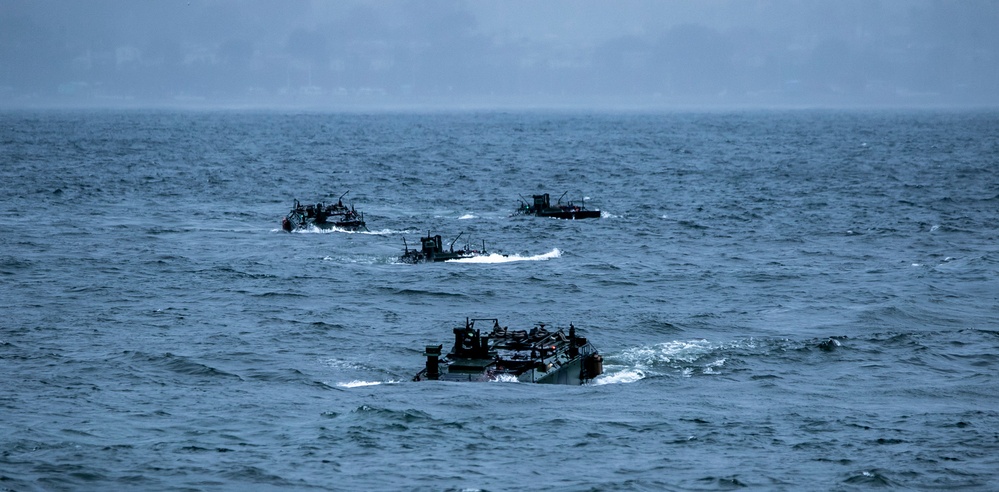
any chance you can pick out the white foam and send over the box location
[591,368,646,385]
[322,255,380,264]
[320,358,361,370]
[458,213,476,220]
[337,380,383,388]
[447,248,561,263]
[619,339,716,367]
[490,374,521,383]
[290,225,354,234]
[357,228,409,236]
[703,358,727,374]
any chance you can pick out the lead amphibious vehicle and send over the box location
[414,318,602,384]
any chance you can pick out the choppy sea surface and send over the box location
[2,109,998,491]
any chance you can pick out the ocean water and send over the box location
[1,109,998,491]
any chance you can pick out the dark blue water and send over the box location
[2,109,998,491]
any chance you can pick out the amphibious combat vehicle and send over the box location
[414,318,603,384]
[400,231,488,263]
[282,192,366,232]
[518,192,600,219]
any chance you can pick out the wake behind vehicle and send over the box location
[518,192,600,219]
[414,318,603,384]
[282,191,366,232]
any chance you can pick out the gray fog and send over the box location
[2,0,997,109]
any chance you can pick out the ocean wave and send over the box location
[119,351,243,381]
[343,406,433,423]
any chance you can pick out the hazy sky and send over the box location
[2,0,997,109]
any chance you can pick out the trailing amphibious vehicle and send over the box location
[400,231,488,263]
[518,192,600,219]
[282,191,366,232]
[414,318,603,384]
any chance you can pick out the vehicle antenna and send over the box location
[557,190,569,205]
